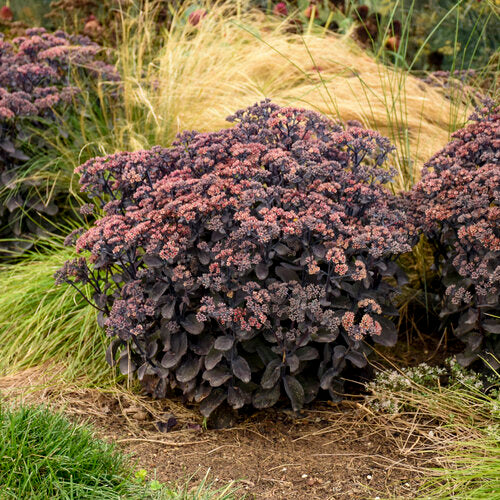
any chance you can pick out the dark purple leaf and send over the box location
[143,254,164,267]
[203,367,232,387]
[482,319,500,334]
[151,281,169,301]
[137,362,149,381]
[300,377,319,404]
[146,341,158,358]
[345,350,366,368]
[372,316,398,346]
[161,300,175,320]
[214,335,234,351]
[463,331,482,352]
[199,388,226,417]
[119,354,136,375]
[40,203,58,216]
[253,383,280,409]
[195,384,211,402]
[456,350,479,367]
[333,345,346,367]
[6,197,21,212]
[320,367,339,390]
[176,356,202,383]
[274,243,291,256]
[191,334,215,356]
[283,375,304,412]
[296,346,319,361]
[232,356,251,383]
[260,358,281,389]
[328,380,344,402]
[198,251,210,265]
[161,332,187,368]
[105,339,121,367]
[0,140,15,154]
[97,311,106,328]
[211,230,226,242]
[181,314,204,335]
[154,377,168,398]
[255,263,269,280]
[227,385,245,409]
[156,416,177,432]
[312,244,326,259]
[256,344,278,365]
[11,149,30,161]
[111,273,123,284]
[275,266,300,283]
[205,348,224,370]
[286,354,300,373]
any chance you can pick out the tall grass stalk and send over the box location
[419,437,500,500]
[417,381,500,500]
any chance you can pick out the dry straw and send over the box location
[113,1,469,191]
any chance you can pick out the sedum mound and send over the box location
[0,27,117,255]
[409,100,500,368]
[57,101,417,416]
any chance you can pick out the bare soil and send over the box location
[0,367,435,499]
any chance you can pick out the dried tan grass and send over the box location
[113,2,470,190]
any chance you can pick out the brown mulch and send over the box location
[0,367,437,499]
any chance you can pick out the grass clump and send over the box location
[0,240,108,387]
[0,404,241,499]
[366,357,500,499]
[0,403,150,499]
[420,436,500,500]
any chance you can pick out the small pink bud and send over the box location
[188,9,207,27]
[0,6,13,21]
[304,4,319,20]
[273,2,288,16]
[385,36,400,52]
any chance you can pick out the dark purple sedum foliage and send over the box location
[57,101,417,416]
[0,28,117,249]
[410,101,500,368]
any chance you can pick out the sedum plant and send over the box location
[0,27,117,255]
[57,101,417,416]
[409,100,500,368]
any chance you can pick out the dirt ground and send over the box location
[0,367,436,499]
[115,406,426,499]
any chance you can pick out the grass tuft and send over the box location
[0,240,108,387]
[0,403,145,499]
[0,403,241,499]
[420,436,500,500]
[366,355,500,499]
[79,1,471,190]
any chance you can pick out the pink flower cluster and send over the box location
[0,28,116,108]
